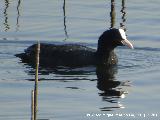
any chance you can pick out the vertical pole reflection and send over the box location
[120,0,126,31]
[63,0,69,41]
[3,0,10,31]
[110,0,116,29]
[16,0,21,32]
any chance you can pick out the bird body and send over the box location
[17,44,96,67]
[16,28,133,67]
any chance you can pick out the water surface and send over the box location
[0,0,160,120]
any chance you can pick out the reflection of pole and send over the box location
[31,90,34,120]
[4,0,10,31]
[16,0,21,32]
[110,0,116,29]
[120,0,126,31]
[63,0,68,40]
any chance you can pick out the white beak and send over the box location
[121,39,134,49]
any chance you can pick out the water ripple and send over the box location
[117,47,160,75]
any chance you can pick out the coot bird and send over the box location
[16,28,133,67]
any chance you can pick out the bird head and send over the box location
[98,28,134,51]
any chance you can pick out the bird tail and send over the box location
[15,53,26,58]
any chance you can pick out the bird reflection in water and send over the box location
[22,55,131,111]
[96,64,130,111]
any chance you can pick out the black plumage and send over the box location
[15,28,133,67]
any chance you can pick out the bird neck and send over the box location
[96,48,118,66]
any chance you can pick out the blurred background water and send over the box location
[0,0,160,120]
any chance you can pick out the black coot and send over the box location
[15,28,133,67]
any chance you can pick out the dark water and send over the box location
[0,0,160,120]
